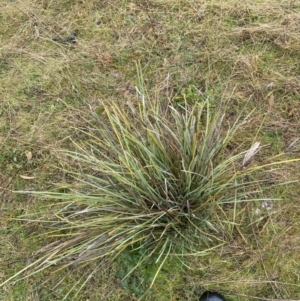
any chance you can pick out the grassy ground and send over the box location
[1,0,300,300]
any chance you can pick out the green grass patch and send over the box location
[1,0,300,300]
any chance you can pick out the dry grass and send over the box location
[1,0,300,300]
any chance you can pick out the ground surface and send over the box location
[1,0,300,300]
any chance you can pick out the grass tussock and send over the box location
[3,74,300,299]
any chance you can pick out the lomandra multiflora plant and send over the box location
[3,75,299,298]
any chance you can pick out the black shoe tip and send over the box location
[199,291,227,301]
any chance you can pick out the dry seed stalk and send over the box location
[243,142,260,167]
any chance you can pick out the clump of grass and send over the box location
[2,72,299,299]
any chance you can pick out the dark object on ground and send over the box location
[52,31,78,44]
[200,291,228,301]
